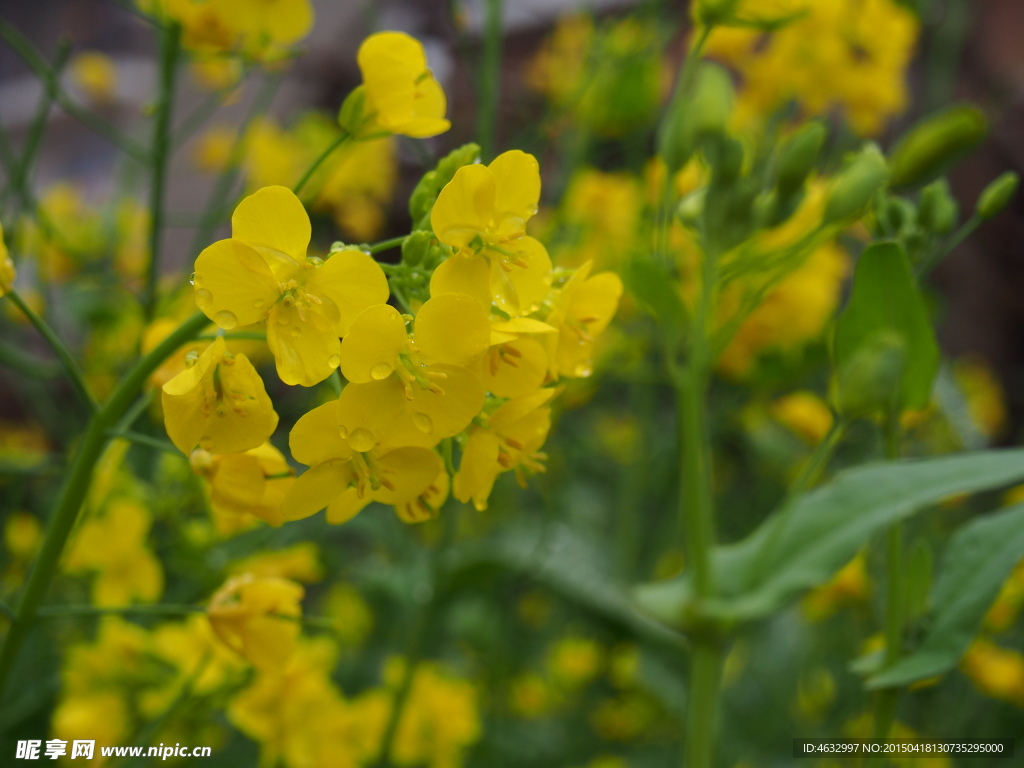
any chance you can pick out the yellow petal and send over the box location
[193,239,278,328]
[326,488,369,525]
[429,252,490,306]
[261,0,313,46]
[453,430,500,511]
[290,401,352,466]
[431,164,495,249]
[281,459,353,521]
[335,377,413,452]
[398,364,484,442]
[210,452,266,514]
[231,186,310,263]
[572,271,623,336]
[482,337,548,399]
[489,150,540,232]
[202,352,279,453]
[491,236,552,316]
[162,338,222,454]
[414,293,490,367]
[338,303,407,383]
[394,469,448,523]
[402,75,451,138]
[305,249,389,336]
[266,301,341,387]
[372,447,443,505]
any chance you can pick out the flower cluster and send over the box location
[160,32,621,532]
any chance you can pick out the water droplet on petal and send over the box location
[214,310,238,330]
[307,256,324,267]
[328,354,341,368]
[195,288,213,309]
[413,412,433,434]
[189,272,196,286]
[370,361,394,380]
[338,425,349,439]
[253,298,266,310]
[573,361,593,377]
[290,326,302,337]
[348,428,375,452]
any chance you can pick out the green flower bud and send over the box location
[824,144,890,224]
[658,63,735,173]
[676,188,706,227]
[401,231,432,266]
[409,143,482,228]
[976,171,1019,221]
[917,179,958,235]
[694,0,742,25]
[337,86,370,136]
[888,105,987,190]
[775,121,826,195]
[834,330,907,418]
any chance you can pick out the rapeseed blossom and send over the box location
[189,442,295,527]
[192,186,389,386]
[207,574,305,669]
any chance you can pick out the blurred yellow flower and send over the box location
[801,552,870,621]
[953,356,1007,440]
[545,261,624,379]
[69,51,118,103]
[547,635,604,688]
[961,638,1024,707]
[191,442,295,526]
[208,573,305,669]
[323,583,375,649]
[771,391,834,444]
[3,511,41,562]
[229,542,324,583]
[356,32,450,138]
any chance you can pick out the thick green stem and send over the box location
[478,0,503,159]
[143,20,182,320]
[292,130,352,196]
[368,235,407,255]
[6,289,96,412]
[685,640,724,768]
[0,311,208,701]
[874,416,904,738]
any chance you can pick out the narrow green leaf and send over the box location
[867,502,1024,689]
[635,448,1024,626]
[833,241,939,415]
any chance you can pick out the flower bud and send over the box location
[824,144,889,224]
[888,105,987,190]
[917,179,958,235]
[337,85,370,136]
[409,143,482,228]
[658,63,734,173]
[834,330,907,418]
[775,122,825,195]
[402,230,432,266]
[0,224,14,297]
[693,0,742,25]
[976,171,1019,221]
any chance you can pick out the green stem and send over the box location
[685,640,724,768]
[0,17,149,162]
[0,311,209,701]
[292,130,352,196]
[108,429,181,455]
[144,20,182,320]
[6,289,96,412]
[874,415,904,739]
[368,235,407,255]
[478,0,503,159]
[37,603,204,618]
[917,215,979,278]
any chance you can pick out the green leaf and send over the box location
[624,256,687,346]
[833,241,939,415]
[867,502,1024,689]
[634,448,1024,627]
[904,538,934,624]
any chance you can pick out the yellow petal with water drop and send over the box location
[305,249,389,336]
[336,377,426,451]
[431,163,496,250]
[338,303,407,383]
[231,185,311,264]
[193,239,279,328]
[398,364,485,443]
[289,400,353,467]
[266,301,341,387]
[201,352,279,454]
[162,338,222,455]
[491,236,552,317]
[414,293,490,367]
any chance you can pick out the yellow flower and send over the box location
[4,511,41,562]
[193,186,389,386]
[510,672,554,718]
[215,0,314,53]
[190,442,295,526]
[64,498,163,607]
[69,51,118,103]
[961,638,1024,707]
[985,559,1024,633]
[208,573,305,669]
[953,357,1007,440]
[430,150,552,316]
[0,220,15,295]
[282,399,446,525]
[161,336,279,454]
[544,261,623,379]
[356,31,450,138]
[801,552,870,622]
[230,542,324,584]
[771,391,834,444]
[151,614,247,699]
[547,635,604,688]
[454,389,554,511]
[194,124,238,173]
[322,583,374,649]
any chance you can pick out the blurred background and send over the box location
[2,2,1024,766]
